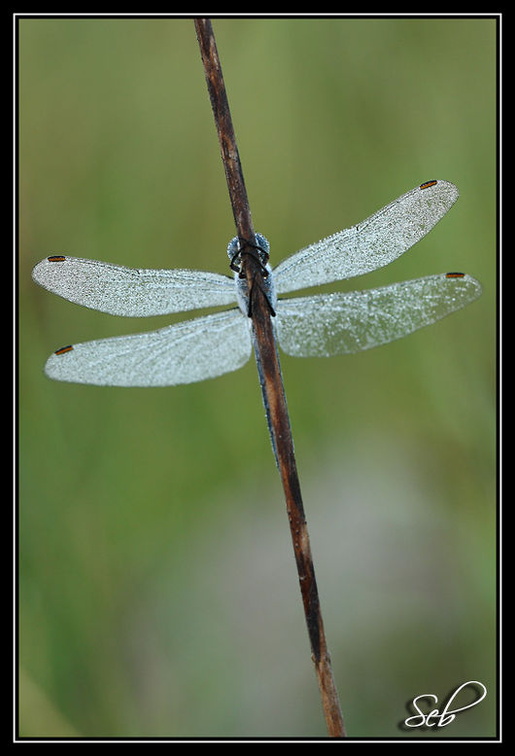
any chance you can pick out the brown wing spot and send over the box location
[55,345,74,355]
[445,272,465,279]
[47,255,66,262]
[419,180,438,190]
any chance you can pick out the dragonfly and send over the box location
[32,179,481,388]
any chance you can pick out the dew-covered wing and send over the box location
[275,273,481,357]
[44,309,251,386]
[273,180,459,295]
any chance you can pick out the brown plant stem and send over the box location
[194,17,346,738]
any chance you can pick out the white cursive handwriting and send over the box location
[404,681,487,728]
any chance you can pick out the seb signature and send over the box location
[404,681,487,729]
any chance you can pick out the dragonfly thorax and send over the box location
[227,234,276,317]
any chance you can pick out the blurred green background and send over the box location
[18,17,497,739]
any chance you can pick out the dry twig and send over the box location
[194,18,346,738]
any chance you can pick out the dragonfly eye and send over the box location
[227,237,242,272]
[254,233,271,263]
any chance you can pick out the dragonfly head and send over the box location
[227,233,270,274]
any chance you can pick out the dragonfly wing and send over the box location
[44,309,251,386]
[273,180,459,295]
[275,273,481,357]
[32,256,236,316]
